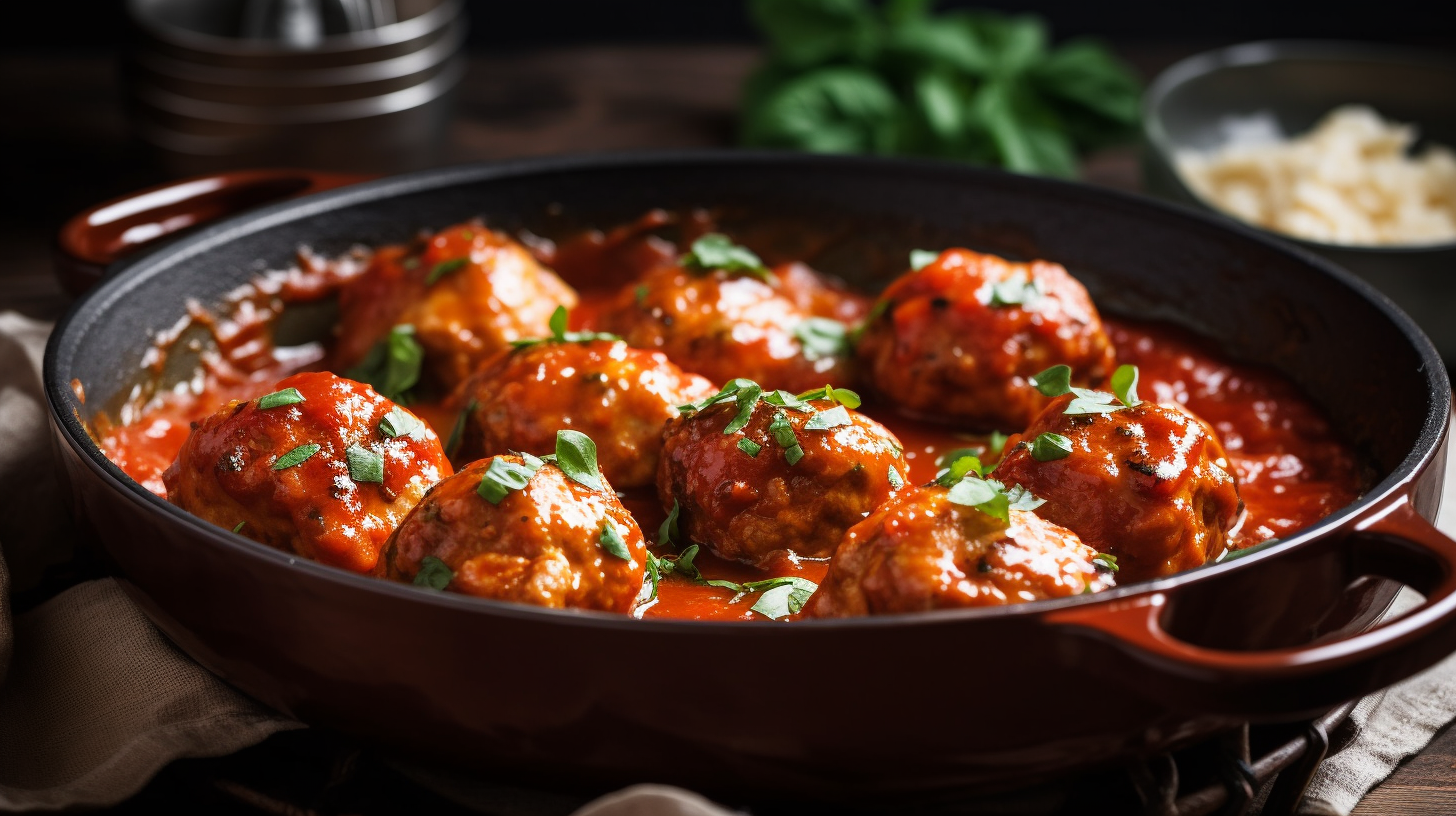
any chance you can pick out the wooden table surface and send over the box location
[3,43,1455,815]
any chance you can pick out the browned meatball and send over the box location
[855,248,1115,430]
[163,371,452,573]
[334,222,579,389]
[993,395,1243,583]
[595,257,867,393]
[657,386,907,567]
[806,486,1114,617]
[383,451,646,612]
[453,338,715,488]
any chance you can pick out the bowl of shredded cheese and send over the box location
[1143,40,1456,363]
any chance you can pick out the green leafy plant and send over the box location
[741,0,1142,177]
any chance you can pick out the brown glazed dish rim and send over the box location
[43,150,1454,633]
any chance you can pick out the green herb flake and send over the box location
[943,472,1043,523]
[680,233,772,283]
[1110,364,1142,408]
[673,544,703,581]
[476,456,541,505]
[887,466,904,490]
[783,444,806,465]
[599,519,631,560]
[512,305,622,348]
[804,405,852,430]
[847,299,890,346]
[425,257,469,286]
[634,284,650,306]
[554,430,605,491]
[379,405,426,441]
[414,555,454,590]
[794,317,849,361]
[346,443,385,484]
[1063,387,1126,416]
[272,443,320,471]
[722,382,764,435]
[792,384,862,410]
[987,430,1010,457]
[1092,553,1119,573]
[680,378,759,415]
[738,438,763,457]
[257,387,305,410]
[935,451,985,486]
[1031,432,1072,461]
[751,578,818,620]
[978,272,1043,308]
[1029,364,1072,397]
[445,400,475,459]
[909,249,940,270]
[231,521,246,533]
[345,324,423,402]
[658,500,682,546]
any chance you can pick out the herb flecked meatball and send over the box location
[855,248,1115,430]
[384,438,646,613]
[452,327,715,488]
[163,371,452,573]
[993,384,1243,583]
[656,384,907,567]
[334,222,579,389]
[806,485,1115,617]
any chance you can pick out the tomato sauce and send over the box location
[91,228,1369,623]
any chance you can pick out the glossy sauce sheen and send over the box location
[94,242,1366,622]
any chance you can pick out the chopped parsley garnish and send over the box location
[909,249,939,270]
[737,438,763,457]
[722,381,764,435]
[257,387,304,410]
[379,405,426,441]
[425,257,468,285]
[1031,432,1072,461]
[599,519,631,560]
[345,443,384,483]
[640,543,818,619]
[658,500,681,546]
[887,466,904,490]
[444,400,475,459]
[414,555,454,590]
[346,324,423,402]
[476,456,541,505]
[1030,363,1143,417]
[977,271,1043,308]
[511,305,621,349]
[941,469,1045,523]
[804,405,851,430]
[272,443,320,471]
[767,410,804,465]
[750,577,818,620]
[1092,553,1119,572]
[553,429,605,491]
[678,378,759,415]
[679,233,773,283]
[787,384,862,409]
[1029,364,1072,397]
[231,521,246,533]
[794,317,849,361]
[935,449,991,484]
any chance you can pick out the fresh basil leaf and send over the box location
[680,233,772,283]
[519,451,546,470]
[379,405,426,441]
[987,430,1010,457]
[548,304,569,339]
[751,577,818,620]
[1003,483,1046,512]
[1029,364,1072,397]
[680,378,759,415]
[599,519,631,560]
[909,249,940,270]
[1029,39,1142,130]
[554,430,604,491]
[829,387,862,409]
[804,405,852,430]
[444,400,474,459]
[794,317,849,361]
[1091,552,1119,572]
[346,324,423,402]
[741,65,901,154]
[673,544,703,581]
[722,382,764,435]
[1031,432,1072,461]
[642,551,665,602]
[935,452,984,487]
[738,438,763,457]
[945,474,1016,522]
[887,465,904,490]
[476,456,540,505]
[978,271,1043,308]
[414,555,453,590]
[425,257,468,286]
[658,499,681,546]
[1110,364,1141,407]
[512,306,621,348]
[1063,387,1125,416]
[257,387,305,410]
[272,443,320,471]
[762,389,810,411]
[346,443,384,484]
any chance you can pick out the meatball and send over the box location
[993,395,1243,582]
[806,488,1114,617]
[383,452,646,612]
[855,248,1115,430]
[453,339,716,488]
[334,222,579,389]
[657,387,907,567]
[163,371,452,573]
[596,258,867,393]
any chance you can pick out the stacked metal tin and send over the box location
[124,0,466,174]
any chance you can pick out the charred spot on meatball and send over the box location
[162,371,452,574]
[855,248,1115,430]
[657,382,907,568]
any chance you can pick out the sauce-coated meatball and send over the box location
[596,262,866,393]
[334,223,578,388]
[384,454,646,612]
[855,249,1115,430]
[806,488,1114,617]
[993,396,1243,582]
[657,390,907,567]
[453,339,715,488]
[163,371,452,573]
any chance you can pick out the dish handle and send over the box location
[53,169,371,297]
[1047,493,1456,716]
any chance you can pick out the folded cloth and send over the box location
[1,308,1453,814]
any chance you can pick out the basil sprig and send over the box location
[1029,363,1143,416]
[552,430,605,491]
[346,324,424,403]
[476,456,541,505]
[257,387,305,410]
[680,233,773,283]
[511,305,621,349]
[1030,432,1072,461]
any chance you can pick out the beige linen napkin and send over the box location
[1,307,1453,815]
